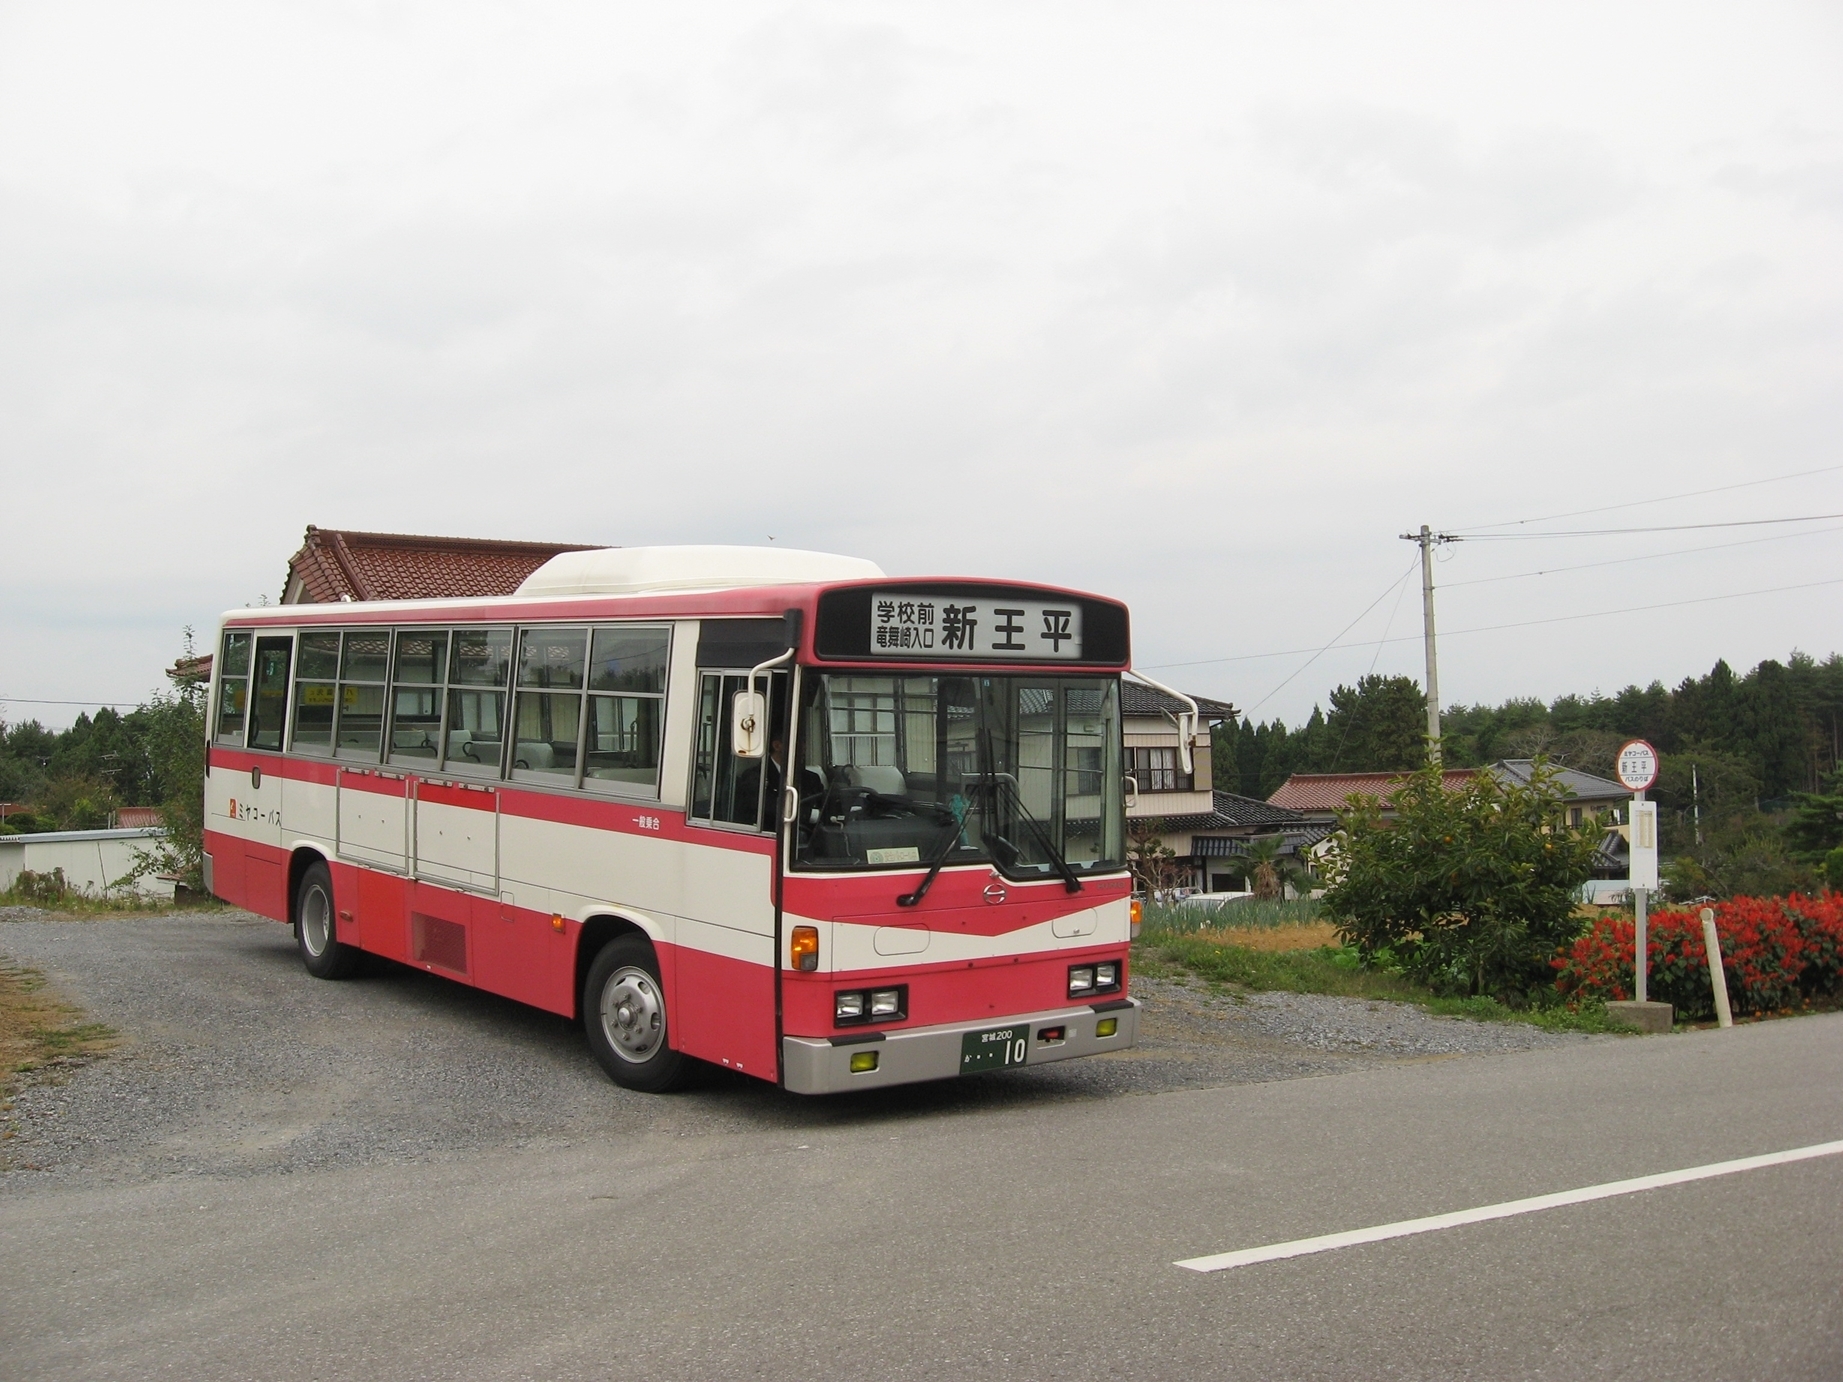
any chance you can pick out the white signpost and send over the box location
[1616,739,1662,1011]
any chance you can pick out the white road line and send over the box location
[1175,1137,1843,1274]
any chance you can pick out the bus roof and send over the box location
[217,548,1131,667]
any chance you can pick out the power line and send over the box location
[1329,558,1416,770]
[1,697,144,709]
[1454,462,1843,533]
[1460,511,1843,541]
[1140,574,1843,673]
[1443,522,1843,588]
[1242,557,1421,715]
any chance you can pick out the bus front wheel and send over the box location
[295,860,361,980]
[583,935,689,1093]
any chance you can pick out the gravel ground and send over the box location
[0,908,1605,1188]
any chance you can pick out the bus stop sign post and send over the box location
[1610,740,1671,1033]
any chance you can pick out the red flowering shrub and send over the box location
[1783,892,1843,999]
[1554,892,1843,1020]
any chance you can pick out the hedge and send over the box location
[1554,892,1843,1021]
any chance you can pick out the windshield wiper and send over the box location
[991,774,1084,895]
[895,803,966,908]
[972,722,1082,895]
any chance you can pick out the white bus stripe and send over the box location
[1174,1137,1843,1274]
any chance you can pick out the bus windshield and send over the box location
[792,672,1124,879]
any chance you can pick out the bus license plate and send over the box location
[960,1024,1029,1073]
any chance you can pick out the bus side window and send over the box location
[389,629,448,763]
[290,631,340,754]
[582,625,668,794]
[335,630,390,759]
[215,631,253,745]
[443,627,512,775]
[512,627,586,779]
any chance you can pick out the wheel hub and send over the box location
[600,967,664,1063]
[301,886,331,957]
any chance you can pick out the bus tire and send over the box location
[295,860,361,980]
[583,935,688,1092]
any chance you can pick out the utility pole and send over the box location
[1400,525,1459,765]
[1692,762,1702,848]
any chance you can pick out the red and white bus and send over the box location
[204,547,1174,1095]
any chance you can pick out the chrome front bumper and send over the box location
[782,997,1140,1095]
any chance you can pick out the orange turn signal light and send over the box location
[1130,899,1143,926]
[791,925,819,972]
[551,913,565,933]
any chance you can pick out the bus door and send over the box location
[679,650,789,1078]
[239,634,292,917]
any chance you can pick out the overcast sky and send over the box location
[2,2,1839,732]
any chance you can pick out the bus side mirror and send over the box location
[731,690,767,759]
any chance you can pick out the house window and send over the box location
[1126,746,1191,792]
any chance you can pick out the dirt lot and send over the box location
[0,908,1599,1185]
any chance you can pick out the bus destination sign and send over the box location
[870,593,1083,660]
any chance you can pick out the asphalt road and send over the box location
[3,913,1840,1380]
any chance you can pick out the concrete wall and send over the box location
[0,827,176,900]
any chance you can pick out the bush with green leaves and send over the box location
[125,659,208,892]
[1321,760,1601,1002]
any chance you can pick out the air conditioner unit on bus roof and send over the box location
[515,545,886,598]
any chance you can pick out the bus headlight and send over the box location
[834,985,907,1026]
[1070,962,1123,998]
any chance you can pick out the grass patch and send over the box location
[1419,994,1630,1034]
[1135,926,1620,1033]
[1141,898,1324,933]
[0,959,118,1112]
[0,869,222,916]
[1138,928,1427,1000]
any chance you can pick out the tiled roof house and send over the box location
[1120,684,1318,892]
[1267,770,1480,819]
[178,527,603,684]
[281,526,600,604]
[1269,762,1629,829]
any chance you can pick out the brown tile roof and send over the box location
[168,654,212,684]
[282,526,601,604]
[1267,769,1478,813]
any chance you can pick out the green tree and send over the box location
[1655,747,1761,853]
[1221,834,1314,900]
[37,773,121,830]
[128,631,209,890]
[1321,761,1600,1001]
[1785,770,1843,864]
[1663,809,1817,899]
[1319,675,1426,772]
[1127,818,1188,899]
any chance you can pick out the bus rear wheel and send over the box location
[295,860,361,980]
[583,935,688,1092]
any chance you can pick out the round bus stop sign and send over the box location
[1616,739,1660,793]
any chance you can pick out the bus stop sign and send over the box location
[1615,739,1659,793]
